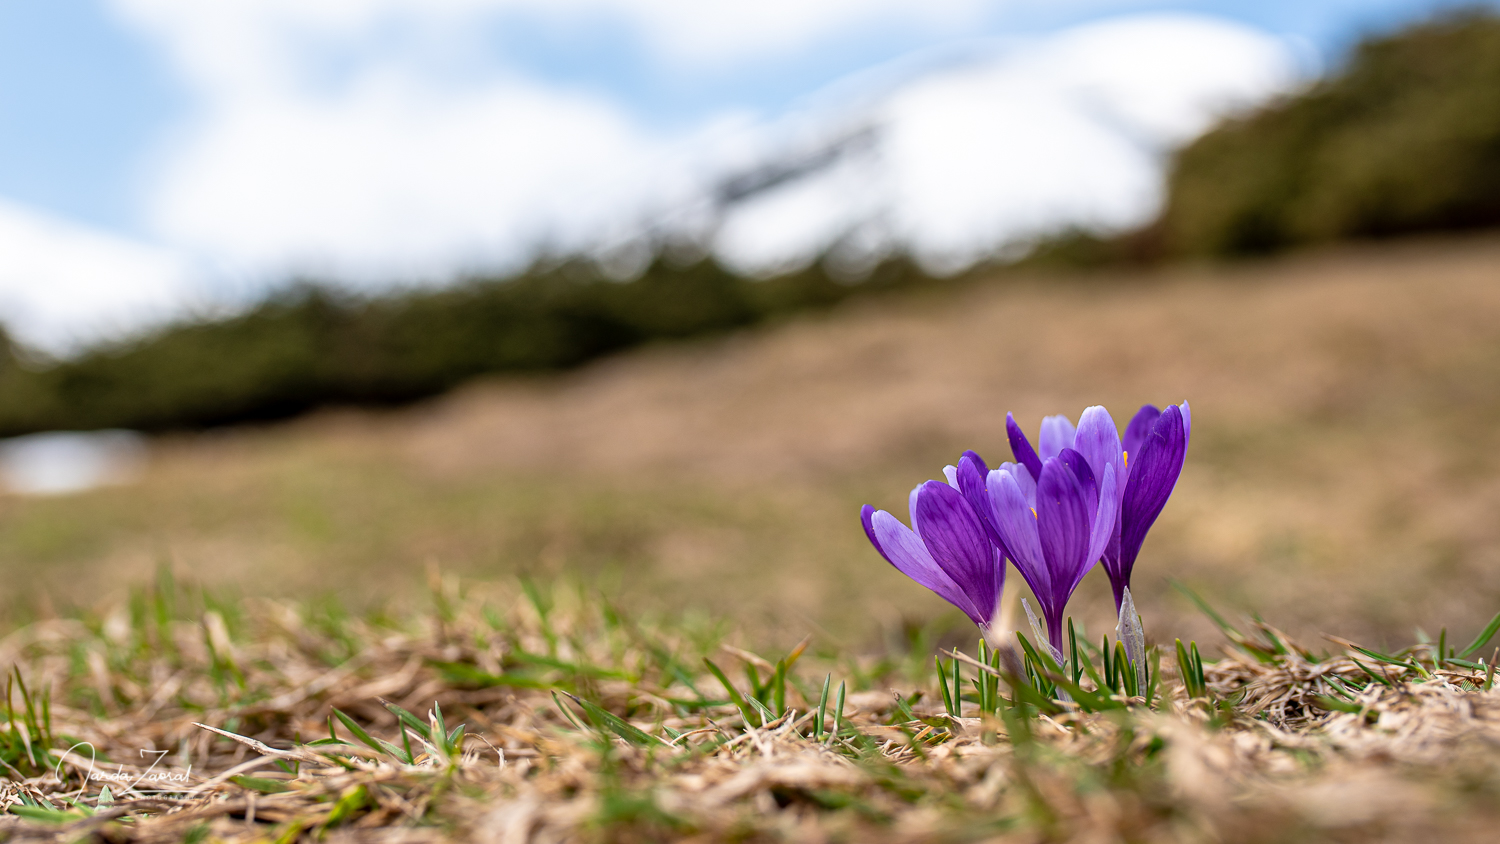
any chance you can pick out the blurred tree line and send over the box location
[0,256,941,434]
[1159,10,1500,255]
[1,11,1497,435]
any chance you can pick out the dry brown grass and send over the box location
[0,575,1499,842]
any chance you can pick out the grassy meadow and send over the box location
[1,236,1500,840]
[3,235,1500,651]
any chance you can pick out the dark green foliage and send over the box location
[1175,639,1208,700]
[0,255,939,435]
[1161,11,1500,256]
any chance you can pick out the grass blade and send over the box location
[332,709,388,757]
[703,658,755,724]
[815,674,831,739]
[833,682,846,737]
[565,693,661,747]
[935,657,954,717]
[379,700,433,743]
[1460,611,1500,658]
[1169,579,1240,638]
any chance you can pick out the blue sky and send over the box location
[0,0,1488,234]
[0,0,182,233]
[0,0,1493,350]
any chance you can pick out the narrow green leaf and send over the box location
[1077,641,1106,691]
[951,654,963,716]
[1460,611,1500,658]
[1068,619,1081,685]
[432,663,560,690]
[1145,647,1161,705]
[1014,632,1060,674]
[1341,641,1406,666]
[744,663,764,703]
[324,785,368,828]
[1444,658,1486,670]
[9,805,76,824]
[1168,578,1242,638]
[1114,641,1136,697]
[772,659,787,717]
[815,674,831,739]
[746,695,775,726]
[833,682,846,737]
[1351,658,1393,687]
[380,701,433,743]
[976,640,991,714]
[1040,669,1124,713]
[1003,676,1065,715]
[891,693,918,724]
[703,658,755,723]
[551,691,589,732]
[567,694,661,747]
[232,776,291,794]
[1313,696,1363,714]
[399,725,415,764]
[1175,639,1195,697]
[935,657,954,717]
[506,652,630,680]
[332,709,386,756]
[432,702,448,743]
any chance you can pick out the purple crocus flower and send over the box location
[861,475,1006,647]
[974,449,1118,649]
[1107,403,1191,609]
[1006,403,1191,610]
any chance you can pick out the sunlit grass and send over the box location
[0,571,1498,841]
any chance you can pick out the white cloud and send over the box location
[714,15,1299,274]
[0,200,197,353]
[88,3,1299,299]
[146,72,665,280]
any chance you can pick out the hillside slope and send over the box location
[3,237,1499,649]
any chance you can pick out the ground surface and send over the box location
[4,236,1499,652]
[0,577,1499,843]
[2,237,1500,840]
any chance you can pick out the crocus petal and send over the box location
[942,465,959,489]
[1035,458,1092,614]
[1122,405,1161,469]
[961,449,989,474]
[1006,412,1043,481]
[1179,401,1192,444]
[956,453,1006,557]
[998,461,1037,506]
[1039,415,1077,461]
[1074,406,1125,509]
[987,468,1048,598]
[914,481,1001,625]
[863,504,982,622]
[1119,404,1189,574]
[860,503,880,549]
[1056,447,1098,515]
[1087,463,1119,567]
